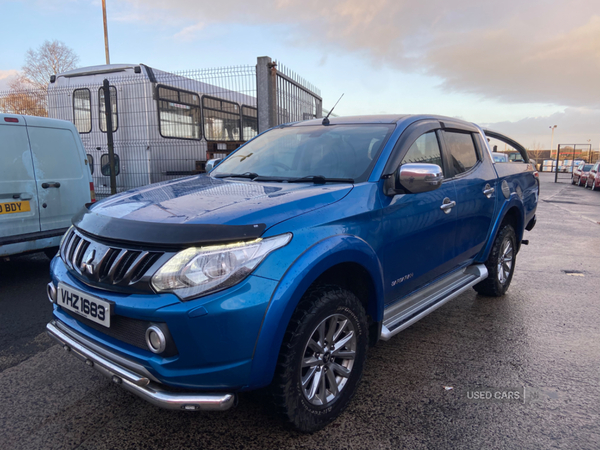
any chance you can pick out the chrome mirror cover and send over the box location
[397,163,443,194]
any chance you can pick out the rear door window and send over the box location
[443,131,479,175]
[73,89,92,133]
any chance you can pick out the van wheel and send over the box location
[43,247,59,260]
[273,286,368,433]
[473,224,516,297]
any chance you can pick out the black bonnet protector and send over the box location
[72,206,267,249]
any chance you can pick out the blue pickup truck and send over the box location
[46,115,538,432]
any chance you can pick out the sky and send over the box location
[1,0,599,150]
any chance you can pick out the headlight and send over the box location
[151,233,292,300]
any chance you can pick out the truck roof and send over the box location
[293,114,478,129]
[55,64,142,79]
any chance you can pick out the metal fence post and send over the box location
[102,79,117,195]
[256,56,277,133]
[554,145,560,183]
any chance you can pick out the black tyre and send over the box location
[571,176,575,185]
[43,247,59,260]
[272,286,368,433]
[473,224,517,297]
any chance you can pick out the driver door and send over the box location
[379,126,459,305]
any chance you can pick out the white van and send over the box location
[0,113,94,258]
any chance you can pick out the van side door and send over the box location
[25,120,91,231]
[0,116,41,240]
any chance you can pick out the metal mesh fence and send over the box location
[1,62,323,197]
[1,65,258,197]
[552,144,595,182]
[276,62,322,124]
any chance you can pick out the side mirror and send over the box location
[205,158,223,173]
[385,163,443,195]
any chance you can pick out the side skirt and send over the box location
[380,264,488,341]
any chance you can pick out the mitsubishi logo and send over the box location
[81,249,96,275]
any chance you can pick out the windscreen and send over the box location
[212,124,395,182]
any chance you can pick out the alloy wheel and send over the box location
[300,314,356,406]
[497,239,514,285]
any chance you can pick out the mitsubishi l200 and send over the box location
[46,115,538,432]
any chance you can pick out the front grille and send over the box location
[60,228,167,291]
[60,311,178,357]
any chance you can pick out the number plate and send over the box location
[57,282,112,327]
[0,201,30,215]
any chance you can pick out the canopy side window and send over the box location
[203,96,241,142]
[241,105,258,141]
[157,85,201,140]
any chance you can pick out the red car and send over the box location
[573,163,594,186]
[585,162,600,190]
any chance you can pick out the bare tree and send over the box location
[0,40,79,117]
[527,141,546,162]
[19,40,79,90]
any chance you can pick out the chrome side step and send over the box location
[380,264,488,341]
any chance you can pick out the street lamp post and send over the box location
[550,125,558,183]
[549,125,557,159]
[582,139,592,162]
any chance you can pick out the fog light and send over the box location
[47,282,57,303]
[145,326,166,354]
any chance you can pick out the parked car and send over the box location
[572,163,594,186]
[506,151,524,162]
[492,152,509,163]
[585,162,600,190]
[46,115,538,432]
[0,114,94,258]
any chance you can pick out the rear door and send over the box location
[25,119,91,231]
[0,115,41,239]
[439,128,497,264]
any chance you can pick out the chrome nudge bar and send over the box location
[46,321,235,411]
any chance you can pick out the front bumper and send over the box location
[46,320,235,411]
[49,256,279,390]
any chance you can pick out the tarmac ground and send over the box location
[1,172,598,449]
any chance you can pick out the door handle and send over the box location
[42,182,61,189]
[483,184,495,198]
[440,198,456,214]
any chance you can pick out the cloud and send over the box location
[120,0,600,108]
[173,22,206,42]
[0,70,19,91]
[484,107,600,149]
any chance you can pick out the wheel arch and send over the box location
[477,199,525,262]
[247,234,384,390]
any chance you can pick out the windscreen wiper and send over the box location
[212,172,259,179]
[253,175,354,184]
